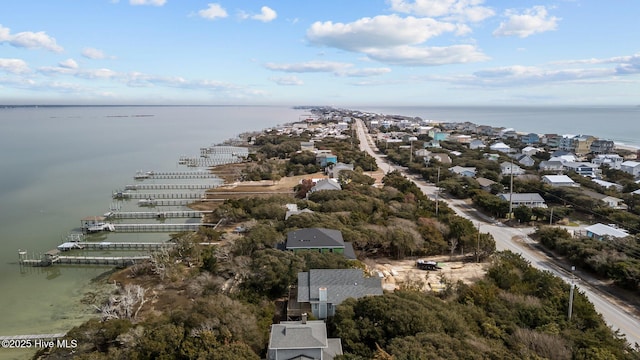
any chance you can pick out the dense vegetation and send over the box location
[330,251,638,359]
[534,226,640,292]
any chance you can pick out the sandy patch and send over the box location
[366,256,487,292]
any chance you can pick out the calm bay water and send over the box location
[359,105,640,147]
[0,105,302,359]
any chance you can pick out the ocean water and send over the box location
[358,105,640,147]
[0,105,302,359]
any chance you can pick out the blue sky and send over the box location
[1,0,639,106]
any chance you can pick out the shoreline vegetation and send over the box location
[34,107,639,359]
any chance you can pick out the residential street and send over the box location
[354,118,640,347]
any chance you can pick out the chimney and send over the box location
[319,287,327,302]
[301,313,307,324]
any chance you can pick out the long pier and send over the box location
[134,171,220,180]
[105,210,212,219]
[71,242,175,250]
[124,184,218,191]
[138,199,224,207]
[112,223,214,232]
[113,192,204,200]
[20,255,151,267]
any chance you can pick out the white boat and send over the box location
[86,222,115,233]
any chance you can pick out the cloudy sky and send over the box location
[1,0,638,105]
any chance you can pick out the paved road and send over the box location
[354,118,640,347]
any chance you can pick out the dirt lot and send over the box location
[365,256,488,292]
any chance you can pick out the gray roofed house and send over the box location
[308,178,342,196]
[286,228,356,259]
[268,318,343,360]
[497,193,547,208]
[585,223,630,240]
[295,269,383,319]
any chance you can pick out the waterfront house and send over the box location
[542,175,578,187]
[292,269,382,319]
[521,133,540,144]
[497,193,547,208]
[590,140,615,154]
[285,228,356,259]
[585,223,630,240]
[267,318,343,360]
[574,135,597,155]
[592,154,624,170]
[621,161,640,178]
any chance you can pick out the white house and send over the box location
[498,193,547,208]
[449,166,477,177]
[501,161,525,176]
[563,162,599,178]
[490,142,512,153]
[592,154,624,170]
[621,161,640,177]
[542,175,578,187]
[521,146,540,156]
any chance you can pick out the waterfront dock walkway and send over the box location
[134,171,220,180]
[105,210,212,219]
[123,183,218,191]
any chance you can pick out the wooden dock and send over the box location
[137,199,203,207]
[20,255,150,267]
[123,183,218,191]
[134,171,220,180]
[113,192,205,200]
[105,210,212,220]
[75,241,175,250]
[112,223,214,232]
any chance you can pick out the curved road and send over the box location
[354,118,640,347]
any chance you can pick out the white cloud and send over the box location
[307,15,466,51]
[388,0,495,22]
[493,6,559,38]
[265,61,351,73]
[0,25,63,52]
[252,6,277,22]
[365,44,489,66]
[270,76,303,86]
[0,58,30,74]
[129,0,166,6]
[59,58,78,69]
[264,60,391,77]
[305,15,487,66]
[82,48,108,60]
[199,3,228,20]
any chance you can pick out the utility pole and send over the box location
[476,223,481,263]
[549,207,554,225]
[508,158,514,218]
[568,266,575,320]
[435,167,440,217]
